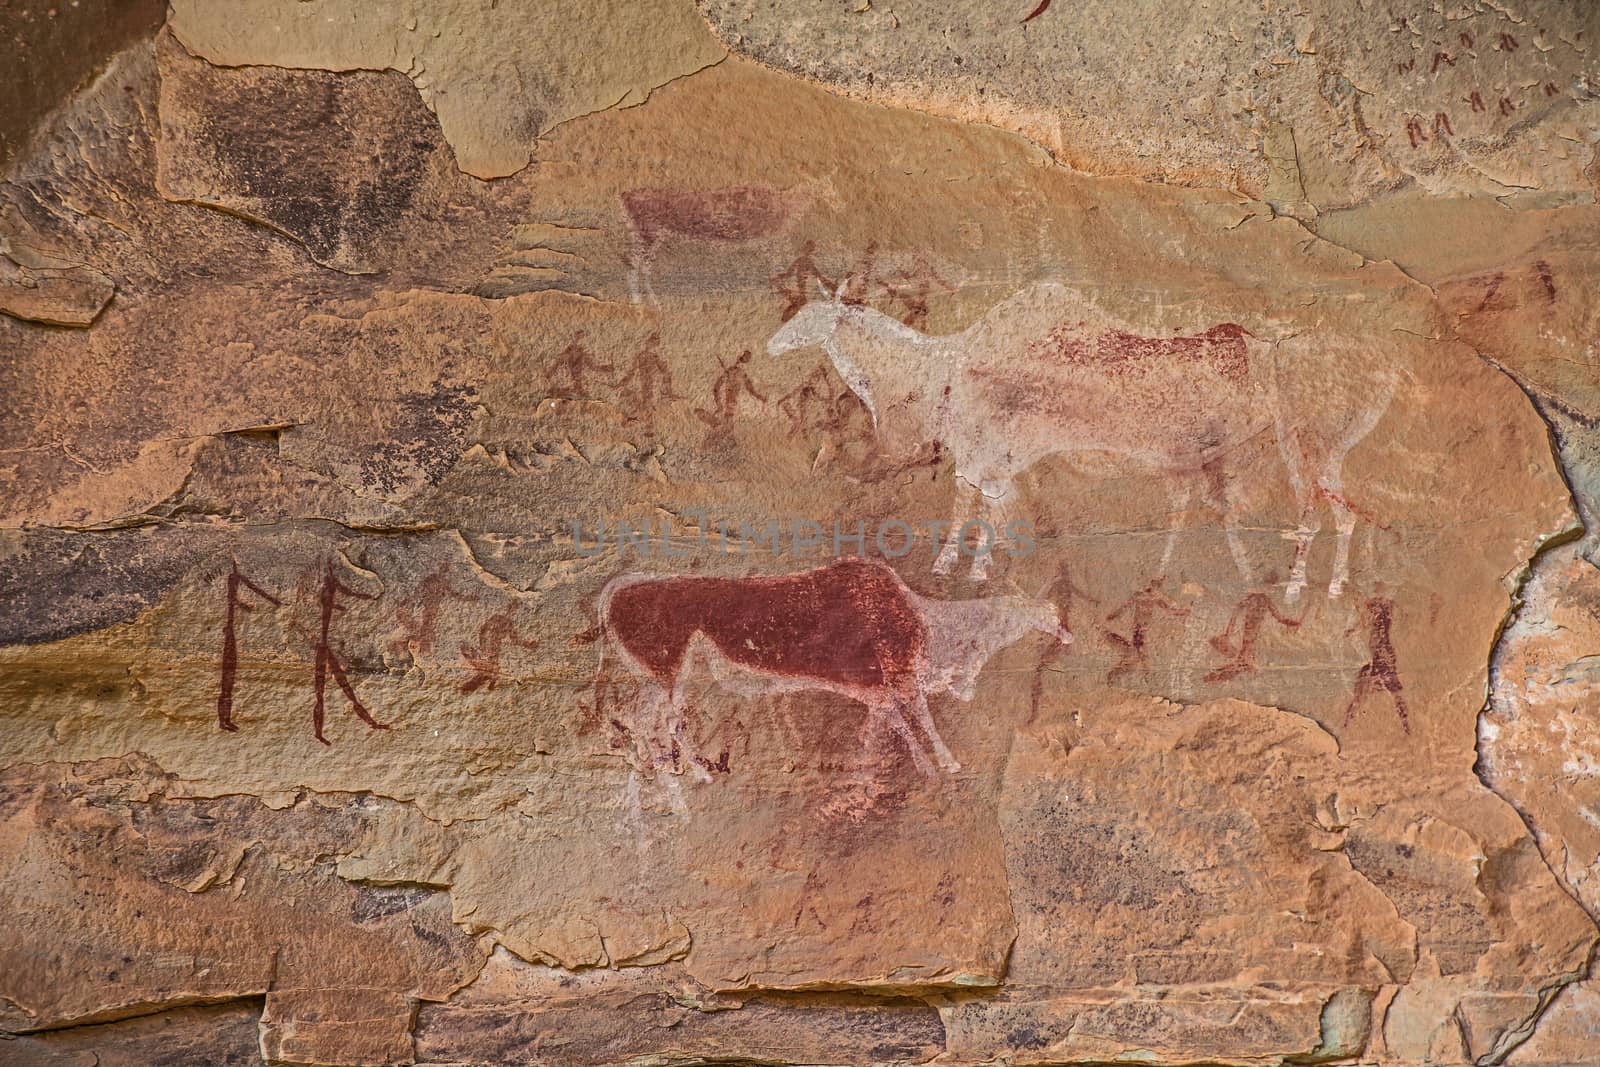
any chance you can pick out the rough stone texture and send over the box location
[698,0,1600,208]
[3,3,1600,1065]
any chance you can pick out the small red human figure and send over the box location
[1030,563,1096,720]
[838,241,887,306]
[776,363,836,437]
[1342,592,1409,733]
[1204,573,1304,683]
[1468,90,1486,113]
[770,240,836,322]
[547,330,613,398]
[615,331,682,417]
[1544,81,1560,97]
[1494,32,1518,51]
[695,349,768,431]
[884,254,957,329]
[216,562,282,732]
[1498,95,1517,116]
[459,606,540,694]
[311,560,387,745]
[1430,51,1454,73]
[1406,118,1429,147]
[389,563,479,658]
[1103,577,1190,683]
[1434,112,1453,136]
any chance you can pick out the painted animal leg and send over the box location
[1159,477,1194,576]
[664,687,713,784]
[1321,471,1357,600]
[968,480,1013,582]
[877,699,936,776]
[1275,427,1319,603]
[934,478,979,576]
[908,690,961,773]
[1319,378,1394,597]
[1212,461,1253,583]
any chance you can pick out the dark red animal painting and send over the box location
[590,557,1069,780]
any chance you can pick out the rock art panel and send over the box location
[3,4,1600,1066]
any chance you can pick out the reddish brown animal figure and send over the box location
[622,185,811,302]
[591,557,1069,779]
[1026,321,1252,383]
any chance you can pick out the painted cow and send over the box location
[768,281,1399,599]
[592,557,1069,778]
[621,185,815,303]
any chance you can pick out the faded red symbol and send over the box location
[1494,32,1518,51]
[1498,95,1517,116]
[592,557,1068,779]
[1104,577,1190,684]
[389,563,479,658]
[546,330,613,399]
[216,562,282,732]
[1204,574,1303,682]
[1431,51,1454,73]
[1468,91,1486,112]
[1342,594,1409,733]
[615,331,682,417]
[1022,0,1051,21]
[311,560,387,745]
[1406,118,1429,147]
[623,185,808,302]
[1536,260,1557,302]
[695,349,768,432]
[1434,112,1453,136]
[1476,271,1506,311]
[459,606,540,694]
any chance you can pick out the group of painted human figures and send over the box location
[1034,564,1409,732]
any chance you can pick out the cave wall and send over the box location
[3,3,1600,1065]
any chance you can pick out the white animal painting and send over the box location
[768,281,1398,599]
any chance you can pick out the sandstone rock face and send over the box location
[2,4,1598,1066]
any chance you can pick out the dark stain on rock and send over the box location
[182,58,439,271]
[0,527,220,647]
[350,884,435,925]
[357,379,479,496]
